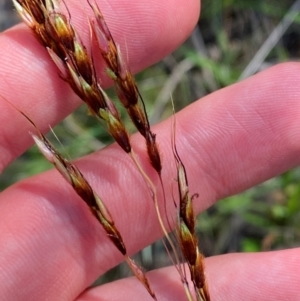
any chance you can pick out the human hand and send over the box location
[0,0,299,300]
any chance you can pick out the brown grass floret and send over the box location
[172,133,210,301]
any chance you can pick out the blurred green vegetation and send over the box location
[0,0,300,284]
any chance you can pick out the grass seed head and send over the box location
[73,37,94,85]
[179,220,197,264]
[146,131,162,174]
[127,104,149,137]
[45,12,75,52]
[32,131,127,255]
[13,2,214,299]
[15,0,134,154]
[13,0,44,27]
[178,164,195,234]
[171,116,210,301]
[99,108,131,153]
[91,3,165,176]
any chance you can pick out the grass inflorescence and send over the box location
[12,0,210,300]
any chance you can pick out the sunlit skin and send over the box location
[0,0,300,300]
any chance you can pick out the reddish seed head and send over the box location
[146,132,162,174]
[192,251,205,289]
[179,221,197,265]
[99,219,127,255]
[45,12,75,52]
[73,37,94,85]
[127,105,148,137]
[116,75,139,107]
[99,108,131,153]
[99,86,120,120]
[27,0,46,24]
[126,258,157,299]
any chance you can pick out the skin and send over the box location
[0,0,299,300]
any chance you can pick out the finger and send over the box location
[0,0,200,172]
[1,63,300,300]
[76,248,300,301]
[174,62,300,213]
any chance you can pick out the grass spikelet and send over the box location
[172,112,210,301]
